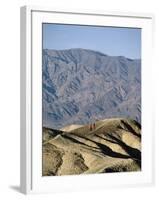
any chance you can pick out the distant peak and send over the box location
[44,48,108,57]
[43,48,140,60]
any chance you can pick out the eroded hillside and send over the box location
[42,118,141,176]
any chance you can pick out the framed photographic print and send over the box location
[20,6,154,194]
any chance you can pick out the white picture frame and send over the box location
[20,5,154,194]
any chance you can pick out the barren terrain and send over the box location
[42,118,141,176]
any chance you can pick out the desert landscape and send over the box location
[42,25,141,176]
[42,118,141,176]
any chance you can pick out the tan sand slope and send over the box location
[60,124,83,132]
[42,118,141,176]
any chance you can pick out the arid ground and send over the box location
[42,118,141,176]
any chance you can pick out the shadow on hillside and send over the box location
[119,120,141,139]
[62,134,100,153]
[72,134,131,159]
[106,134,141,168]
[88,138,131,159]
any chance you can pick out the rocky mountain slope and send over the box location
[42,118,141,176]
[42,48,141,129]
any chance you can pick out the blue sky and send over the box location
[43,23,141,59]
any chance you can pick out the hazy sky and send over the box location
[43,23,141,59]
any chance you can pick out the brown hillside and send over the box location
[42,118,141,176]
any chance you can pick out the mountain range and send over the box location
[42,48,141,129]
